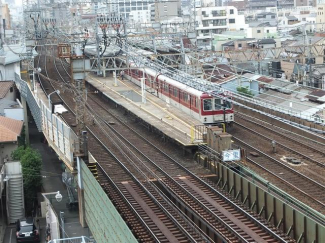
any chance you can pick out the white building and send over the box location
[247,25,277,39]
[109,0,154,19]
[196,6,247,47]
[0,48,20,81]
[129,9,151,24]
[316,4,325,31]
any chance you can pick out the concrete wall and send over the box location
[0,143,18,166]
[45,199,60,240]
[281,61,295,79]
[4,108,24,121]
[0,62,20,81]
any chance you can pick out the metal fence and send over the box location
[49,236,95,243]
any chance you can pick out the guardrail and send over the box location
[49,236,95,243]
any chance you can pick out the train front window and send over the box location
[203,99,212,111]
[214,99,222,110]
[224,99,232,109]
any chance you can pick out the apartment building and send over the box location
[196,6,247,47]
[108,0,154,19]
[248,0,295,10]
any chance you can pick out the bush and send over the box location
[237,86,254,98]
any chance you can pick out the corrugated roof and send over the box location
[258,39,276,44]
[0,81,14,99]
[0,116,23,143]
[306,90,325,99]
[286,16,298,21]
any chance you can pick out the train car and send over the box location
[125,65,234,125]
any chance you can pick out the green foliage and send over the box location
[21,148,42,190]
[11,146,26,160]
[237,86,254,98]
[12,146,42,215]
[18,125,26,147]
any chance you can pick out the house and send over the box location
[247,23,277,39]
[221,38,255,51]
[281,16,299,26]
[0,81,23,121]
[0,116,24,166]
[0,49,21,81]
[311,66,325,89]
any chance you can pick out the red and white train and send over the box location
[124,66,234,125]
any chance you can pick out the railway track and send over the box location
[85,91,292,242]
[89,132,205,242]
[230,132,325,214]
[235,112,325,175]
[40,50,210,242]
[37,49,300,241]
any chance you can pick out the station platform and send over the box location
[85,74,204,147]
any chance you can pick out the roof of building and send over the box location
[305,90,325,102]
[309,13,317,18]
[0,49,21,65]
[258,38,276,44]
[0,81,14,99]
[256,12,276,17]
[313,66,325,75]
[0,116,23,143]
[286,16,298,21]
[249,21,276,27]
[234,63,256,73]
[222,41,234,46]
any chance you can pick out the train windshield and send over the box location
[224,99,232,109]
[214,98,232,109]
[214,99,222,110]
[203,99,212,111]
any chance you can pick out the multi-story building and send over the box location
[196,6,247,47]
[316,3,325,31]
[150,2,181,22]
[248,0,295,10]
[108,0,154,19]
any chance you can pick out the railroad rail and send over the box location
[37,47,297,242]
[235,112,325,170]
[230,133,325,214]
[85,90,292,242]
[39,49,209,242]
[89,130,204,242]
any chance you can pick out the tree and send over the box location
[11,146,26,160]
[12,146,42,215]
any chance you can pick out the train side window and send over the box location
[174,88,178,97]
[214,98,222,110]
[203,99,212,111]
[195,97,198,108]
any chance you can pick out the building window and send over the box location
[230,9,234,14]
[267,30,269,33]
[238,43,242,48]
[257,30,261,33]
[229,19,235,24]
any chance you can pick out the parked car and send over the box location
[16,217,40,243]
